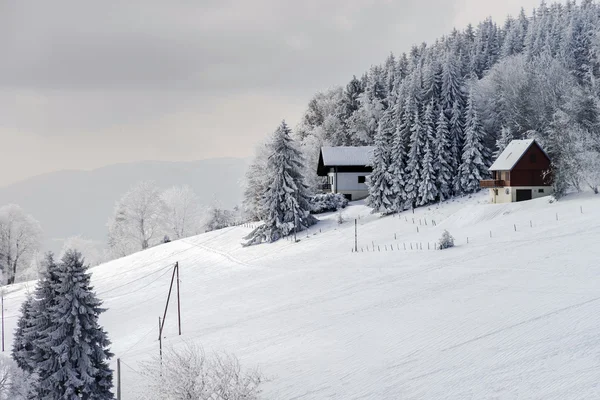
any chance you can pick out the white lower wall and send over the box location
[489,186,553,203]
[327,172,370,200]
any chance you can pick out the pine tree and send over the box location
[450,100,465,194]
[405,108,424,208]
[434,108,453,201]
[20,253,61,378]
[494,126,514,159]
[11,293,35,373]
[388,85,408,213]
[244,121,317,245]
[418,101,438,204]
[367,107,396,214]
[458,90,489,193]
[35,250,113,400]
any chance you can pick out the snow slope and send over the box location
[3,192,600,399]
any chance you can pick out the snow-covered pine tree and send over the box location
[11,293,35,373]
[450,100,465,194]
[244,121,317,245]
[21,253,61,377]
[418,101,438,204]
[458,89,489,193]
[388,83,409,213]
[434,108,453,201]
[405,109,424,208]
[35,250,113,400]
[367,107,396,214]
[494,126,514,159]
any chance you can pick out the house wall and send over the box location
[489,186,553,203]
[510,144,552,186]
[327,171,370,200]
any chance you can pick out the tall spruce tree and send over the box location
[20,253,62,377]
[244,121,317,245]
[11,293,35,373]
[35,250,113,400]
[418,101,438,204]
[494,126,514,159]
[458,90,489,193]
[368,107,396,214]
[434,108,453,201]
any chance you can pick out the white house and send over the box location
[480,139,554,203]
[316,146,374,201]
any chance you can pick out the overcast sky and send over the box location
[0,0,542,186]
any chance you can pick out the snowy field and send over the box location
[3,191,600,399]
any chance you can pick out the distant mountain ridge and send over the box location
[0,158,249,253]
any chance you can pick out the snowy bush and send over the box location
[310,193,349,214]
[139,343,263,400]
[337,209,344,224]
[438,230,455,250]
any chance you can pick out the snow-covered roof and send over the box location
[320,146,375,167]
[489,139,546,171]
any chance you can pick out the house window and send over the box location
[358,176,366,184]
[530,153,537,163]
[538,188,544,193]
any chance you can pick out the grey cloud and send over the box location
[0,0,534,186]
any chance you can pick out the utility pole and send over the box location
[1,292,4,352]
[176,262,181,336]
[354,219,358,252]
[158,316,162,360]
[117,358,121,400]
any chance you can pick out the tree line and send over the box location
[289,0,600,216]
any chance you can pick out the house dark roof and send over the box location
[489,139,549,171]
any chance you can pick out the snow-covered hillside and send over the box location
[4,192,600,399]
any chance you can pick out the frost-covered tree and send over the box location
[0,355,36,400]
[0,205,42,285]
[494,126,514,159]
[161,185,202,239]
[243,140,271,221]
[16,253,61,380]
[35,250,113,399]
[418,101,438,204]
[367,107,395,213]
[140,343,263,400]
[244,121,317,245]
[11,294,35,373]
[458,89,489,193]
[60,236,105,268]
[107,180,166,257]
[434,108,453,201]
[405,108,424,208]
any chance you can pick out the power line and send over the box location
[98,263,175,297]
[120,359,142,376]
[120,326,156,358]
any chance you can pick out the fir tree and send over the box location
[11,293,35,373]
[35,250,113,400]
[434,108,453,201]
[418,101,438,204]
[405,109,424,208]
[450,100,465,194]
[389,86,409,213]
[21,253,61,377]
[494,126,514,159]
[244,121,317,245]
[367,107,396,214]
[458,90,489,193]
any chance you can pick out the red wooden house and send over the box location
[480,139,553,203]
